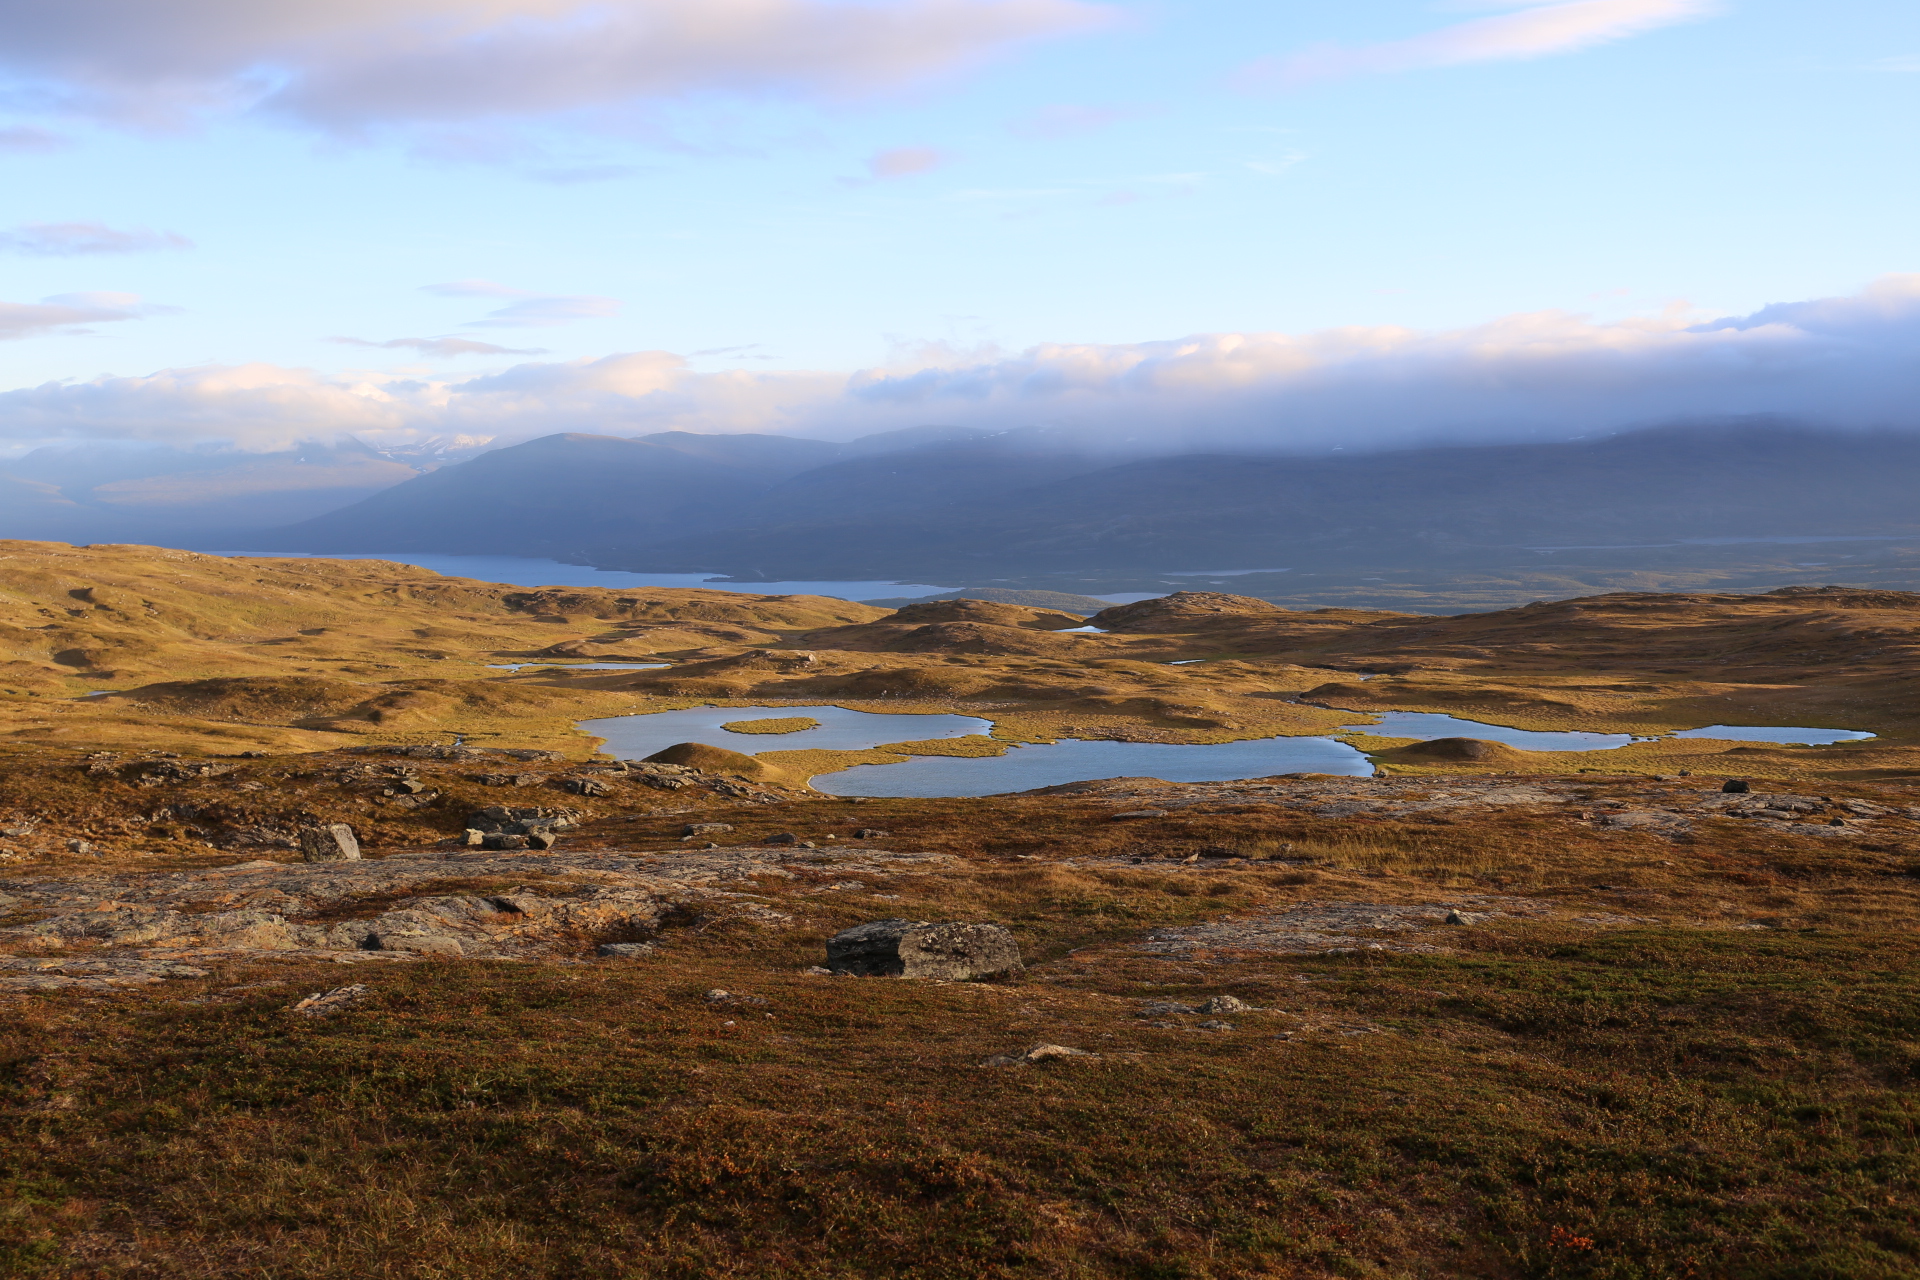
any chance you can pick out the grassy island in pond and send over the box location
[719,716,823,735]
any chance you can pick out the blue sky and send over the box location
[1,0,1917,454]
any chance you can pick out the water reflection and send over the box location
[812,735,1373,798]
[581,704,991,757]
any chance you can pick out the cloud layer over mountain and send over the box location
[4,276,1918,457]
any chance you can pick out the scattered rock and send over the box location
[290,984,368,1018]
[564,777,614,797]
[825,919,1022,980]
[982,1043,1096,1067]
[596,942,655,958]
[1198,995,1252,1014]
[1444,909,1495,925]
[764,832,800,845]
[65,839,94,855]
[853,828,890,839]
[1138,1000,1198,1017]
[682,823,734,836]
[1196,1020,1235,1031]
[297,824,361,863]
[704,988,732,1002]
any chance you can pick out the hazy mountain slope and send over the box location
[613,422,1920,578]
[0,441,429,543]
[635,430,843,473]
[261,433,794,554]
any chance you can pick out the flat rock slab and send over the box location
[0,845,955,991]
[1141,897,1551,958]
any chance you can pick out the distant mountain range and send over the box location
[248,420,1920,584]
[0,438,469,545]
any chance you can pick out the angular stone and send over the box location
[825,918,1022,980]
[1138,1000,1198,1017]
[597,942,655,958]
[983,1043,1095,1067]
[682,822,734,836]
[298,824,361,863]
[1198,995,1252,1015]
[366,931,464,956]
[290,984,368,1018]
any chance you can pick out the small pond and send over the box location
[577,704,1879,799]
[1337,711,1875,750]
[1336,711,1640,751]
[811,735,1374,798]
[581,705,991,757]
[489,662,670,671]
[1668,724,1876,745]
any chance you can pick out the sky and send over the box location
[1,0,1918,457]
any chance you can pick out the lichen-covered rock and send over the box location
[825,919,1021,980]
[298,824,361,862]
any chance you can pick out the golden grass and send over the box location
[719,716,821,734]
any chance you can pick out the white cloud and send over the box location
[420,279,622,328]
[0,292,173,340]
[0,126,69,151]
[0,0,1110,142]
[865,145,952,178]
[1007,103,1132,139]
[6,276,1920,456]
[0,222,193,255]
[1244,0,1722,89]
[327,336,551,357]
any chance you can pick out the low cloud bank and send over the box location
[4,276,1919,457]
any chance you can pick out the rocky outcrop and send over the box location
[824,919,1022,980]
[0,843,956,989]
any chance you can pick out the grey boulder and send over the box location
[298,824,361,863]
[825,918,1021,980]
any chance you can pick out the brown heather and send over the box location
[0,546,1918,1276]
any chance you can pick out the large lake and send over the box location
[218,551,963,602]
